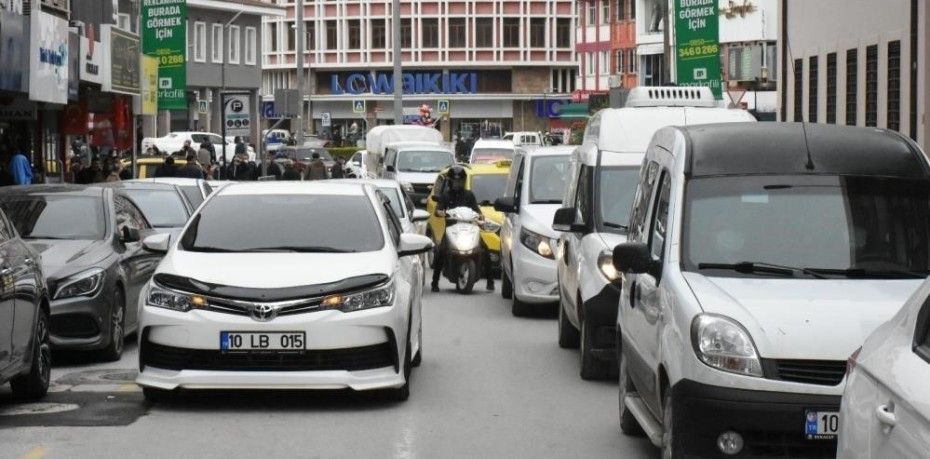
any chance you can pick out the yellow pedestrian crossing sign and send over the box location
[437,99,450,115]
[353,100,366,114]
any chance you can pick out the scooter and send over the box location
[437,207,485,293]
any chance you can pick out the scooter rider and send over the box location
[431,166,495,293]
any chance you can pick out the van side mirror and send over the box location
[494,197,517,213]
[612,243,655,275]
[552,207,587,233]
[386,165,395,172]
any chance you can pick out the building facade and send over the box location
[779,0,927,147]
[262,0,579,140]
[575,0,637,95]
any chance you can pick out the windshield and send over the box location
[181,194,384,253]
[598,166,640,232]
[1,195,106,240]
[396,151,453,173]
[124,189,190,228]
[471,148,514,163]
[379,187,405,218]
[471,174,508,206]
[684,175,930,278]
[529,155,569,203]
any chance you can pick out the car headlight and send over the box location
[146,282,207,313]
[321,278,395,313]
[597,251,620,281]
[691,314,763,377]
[401,182,415,193]
[479,220,501,233]
[54,268,105,300]
[520,228,554,259]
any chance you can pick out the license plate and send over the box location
[805,410,840,439]
[220,332,306,351]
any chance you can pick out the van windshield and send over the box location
[396,150,453,172]
[683,175,930,278]
[598,166,640,233]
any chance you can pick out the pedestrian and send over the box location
[105,161,124,182]
[9,145,32,186]
[226,153,255,181]
[262,152,283,180]
[177,153,204,179]
[154,156,178,178]
[181,139,196,158]
[306,152,329,180]
[197,140,214,167]
[330,157,345,179]
[281,159,302,180]
[234,136,247,158]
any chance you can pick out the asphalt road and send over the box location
[0,277,656,459]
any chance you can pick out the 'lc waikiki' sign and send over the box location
[332,71,478,95]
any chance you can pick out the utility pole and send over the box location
[392,0,403,124]
[295,0,305,146]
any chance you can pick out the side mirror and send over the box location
[552,207,587,233]
[612,242,655,275]
[494,197,517,213]
[142,233,171,254]
[121,226,141,243]
[386,165,396,172]
[411,209,430,223]
[398,233,433,257]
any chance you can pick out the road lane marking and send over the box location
[19,446,48,459]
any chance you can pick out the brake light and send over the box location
[846,347,862,374]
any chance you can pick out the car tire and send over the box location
[558,296,580,349]
[99,288,126,362]
[618,340,644,436]
[661,387,682,459]
[142,387,172,404]
[501,266,513,300]
[390,344,412,402]
[580,315,610,380]
[411,325,422,367]
[10,308,51,401]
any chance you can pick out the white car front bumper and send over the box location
[136,302,408,392]
[512,243,559,304]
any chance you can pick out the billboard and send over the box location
[103,25,140,95]
[140,55,158,115]
[142,0,187,110]
[674,0,722,99]
[0,9,28,93]
[29,10,69,104]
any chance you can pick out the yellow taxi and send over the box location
[426,161,511,265]
[122,156,175,178]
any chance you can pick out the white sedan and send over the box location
[135,182,432,401]
[838,278,930,458]
[141,131,255,162]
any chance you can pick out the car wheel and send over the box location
[580,314,610,380]
[411,324,422,367]
[618,341,644,436]
[99,289,126,362]
[142,387,172,404]
[661,388,682,459]
[390,341,412,402]
[557,295,580,349]
[10,308,51,400]
[501,266,513,300]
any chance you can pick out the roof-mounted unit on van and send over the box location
[624,86,717,108]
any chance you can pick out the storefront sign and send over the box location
[0,99,36,120]
[142,0,187,110]
[29,10,69,104]
[79,30,104,84]
[103,25,140,95]
[223,93,251,138]
[140,55,158,115]
[331,72,478,95]
[674,0,722,99]
[0,9,28,93]
[535,99,571,118]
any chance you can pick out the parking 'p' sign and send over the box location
[223,93,252,137]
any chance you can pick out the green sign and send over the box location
[674,0,722,99]
[142,0,187,110]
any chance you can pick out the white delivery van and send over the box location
[365,125,443,176]
[381,142,455,208]
[553,86,756,380]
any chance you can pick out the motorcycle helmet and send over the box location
[446,166,467,191]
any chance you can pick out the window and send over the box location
[530,18,545,48]
[117,13,132,32]
[641,54,664,86]
[586,1,596,25]
[826,53,837,123]
[347,19,361,49]
[503,18,520,47]
[793,58,802,121]
[421,18,438,48]
[396,151,453,173]
[304,21,315,50]
[326,20,337,50]
[381,200,401,244]
[601,51,609,74]
[529,155,570,203]
[400,19,412,48]
[556,18,571,48]
[114,197,150,233]
[448,18,466,47]
[475,18,493,48]
[649,172,670,260]
[193,22,206,62]
[211,24,223,63]
[586,53,595,75]
[123,190,189,229]
[846,49,858,125]
[915,298,930,364]
[887,40,901,132]
[245,27,257,65]
[573,166,593,226]
[470,175,508,206]
[228,25,240,64]
[601,0,610,24]
[617,0,626,20]
[809,56,818,123]
[0,196,106,240]
[371,19,386,49]
[865,45,878,127]
[628,162,659,241]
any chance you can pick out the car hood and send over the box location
[394,171,441,184]
[27,239,110,279]
[681,272,923,360]
[520,204,561,238]
[158,250,395,289]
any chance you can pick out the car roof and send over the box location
[391,142,451,153]
[465,163,512,175]
[129,178,202,186]
[215,181,368,197]
[473,139,515,149]
[523,145,575,157]
[92,181,181,191]
[0,184,104,197]
[676,123,930,178]
[338,178,401,189]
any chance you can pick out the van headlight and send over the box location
[520,228,554,259]
[146,283,207,312]
[597,251,620,281]
[691,314,763,377]
[321,278,396,312]
[54,268,105,299]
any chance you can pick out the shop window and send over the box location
[887,40,901,132]
[793,58,802,121]
[865,44,877,127]
[371,19,386,49]
[808,56,818,123]
[826,53,837,124]
[530,18,545,48]
[846,49,858,125]
[503,18,520,48]
[448,18,466,48]
[475,18,493,48]
[347,19,361,49]
[326,20,338,50]
[556,18,571,48]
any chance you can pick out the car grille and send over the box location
[141,340,396,372]
[763,359,847,386]
[50,314,100,339]
[200,295,323,318]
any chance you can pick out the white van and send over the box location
[381,142,455,207]
[613,123,930,458]
[553,87,755,380]
[364,125,443,175]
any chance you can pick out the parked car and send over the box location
[838,278,930,458]
[0,206,51,400]
[495,146,571,316]
[502,131,545,147]
[613,123,930,458]
[98,182,194,236]
[469,139,518,164]
[135,182,433,401]
[141,132,255,162]
[554,86,756,380]
[381,142,455,208]
[344,150,372,179]
[0,185,163,361]
[274,145,335,177]
[129,178,213,208]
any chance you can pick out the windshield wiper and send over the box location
[698,261,828,279]
[530,200,563,204]
[187,246,237,253]
[803,267,929,279]
[243,246,355,253]
[602,222,629,231]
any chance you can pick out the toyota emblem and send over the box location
[250,304,277,322]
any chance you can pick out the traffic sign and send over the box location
[321,111,332,127]
[223,93,252,137]
[198,100,209,114]
[437,99,450,114]
[352,100,366,114]
[261,101,278,119]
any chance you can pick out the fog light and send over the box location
[717,431,744,455]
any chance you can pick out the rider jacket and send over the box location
[436,189,481,215]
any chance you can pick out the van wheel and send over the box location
[558,296,580,348]
[10,308,51,401]
[580,316,610,380]
[501,268,513,300]
[618,342,644,436]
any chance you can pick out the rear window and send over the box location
[1,195,106,240]
[123,189,190,228]
[472,148,514,163]
[470,174,508,206]
[181,194,384,253]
